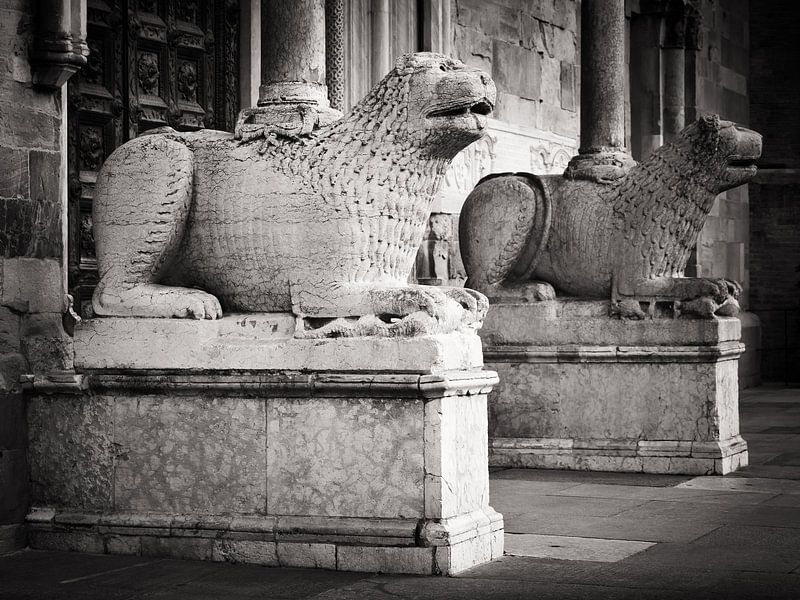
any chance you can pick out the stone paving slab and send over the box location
[499,509,721,543]
[553,482,778,504]
[678,475,800,494]
[504,533,654,562]
[490,468,691,487]
[620,524,800,574]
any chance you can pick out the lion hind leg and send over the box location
[460,173,551,297]
[91,135,221,319]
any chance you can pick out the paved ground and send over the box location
[2,386,799,599]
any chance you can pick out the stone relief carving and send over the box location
[443,134,497,198]
[460,115,762,318]
[79,127,104,171]
[137,52,159,95]
[530,144,572,174]
[90,53,496,336]
[177,61,197,102]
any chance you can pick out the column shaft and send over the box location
[579,0,627,153]
[260,0,328,106]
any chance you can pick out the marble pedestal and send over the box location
[482,301,748,475]
[25,314,503,575]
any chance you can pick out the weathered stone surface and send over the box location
[113,396,267,515]
[1,257,64,313]
[28,395,114,509]
[460,116,762,318]
[492,41,540,101]
[337,546,435,574]
[90,53,495,338]
[0,146,28,198]
[212,540,279,566]
[482,301,748,475]
[425,394,490,519]
[267,396,425,518]
[276,542,336,570]
[20,312,73,372]
[73,315,484,374]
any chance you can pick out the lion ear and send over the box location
[699,114,721,133]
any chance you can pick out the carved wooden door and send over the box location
[68,0,239,316]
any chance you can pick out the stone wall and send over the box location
[749,1,800,383]
[416,0,580,285]
[691,0,751,306]
[0,0,69,552]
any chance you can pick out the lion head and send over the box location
[679,114,762,193]
[342,52,495,159]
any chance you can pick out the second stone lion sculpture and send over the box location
[91,53,496,336]
[459,115,761,318]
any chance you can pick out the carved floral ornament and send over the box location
[137,52,160,95]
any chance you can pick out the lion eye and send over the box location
[439,65,447,71]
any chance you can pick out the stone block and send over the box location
[74,315,484,374]
[1,257,64,313]
[267,396,425,518]
[20,312,73,372]
[560,61,576,111]
[540,58,561,106]
[140,536,214,561]
[0,102,60,152]
[0,307,20,355]
[453,26,492,73]
[27,394,114,509]
[27,530,105,554]
[336,546,434,574]
[276,542,336,569]
[492,41,541,101]
[494,93,538,127]
[0,146,28,198]
[424,394,490,519]
[114,396,267,515]
[104,535,142,556]
[212,540,279,566]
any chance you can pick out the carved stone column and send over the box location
[31,0,88,89]
[237,0,340,135]
[565,0,635,181]
[662,1,687,142]
[370,0,391,86]
[325,0,345,111]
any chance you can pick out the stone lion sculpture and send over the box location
[459,115,761,318]
[91,53,496,336]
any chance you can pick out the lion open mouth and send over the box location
[427,99,494,118]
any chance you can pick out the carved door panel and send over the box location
[68,0,239,316]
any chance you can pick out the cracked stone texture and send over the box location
[425,394,490,518]
[113,396,267,515]
[266,397,425,518]
[27,395,114,510]
[460,116,762,318]
[90,53,496,337]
